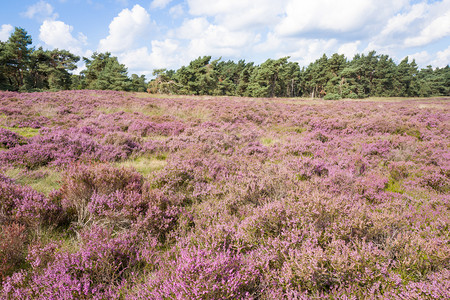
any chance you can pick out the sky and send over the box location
[1,0,450,77]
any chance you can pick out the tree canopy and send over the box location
[1,27,449,98]
[150,53,449,98]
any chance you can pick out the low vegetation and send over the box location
[0,90,448,299]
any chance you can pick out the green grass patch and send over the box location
[384,177,405,194]
[1,126,40,138]
[98,103,164,117]
[271,125,306,134]
[171,107,212,122]
[260,137,282,146]
[143,134,171,142]
[260,137,274,146]
[116,155,167,177]
[4,167,62,195]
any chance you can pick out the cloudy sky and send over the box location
[1,0,449,77]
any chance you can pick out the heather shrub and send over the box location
[59,163,143,226]
[0,91,448,298]
[87,191,145,230]
[237,200,297,248]
[2,226,139,299]
[152,156,229,204]
[0,128,25,148]
[0,128,140,169]
[128,120,185,137]
[135,247,260,299]
[135,187,184,244]
[101,131,143,157]
[0,178,60,227]
[0,223,27,280]
[420,167,449,193]
[0,144,54,169]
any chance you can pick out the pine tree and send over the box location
[81,52,131,91]
[2,27,33,90]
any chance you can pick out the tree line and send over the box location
[1,27,449,98]
[0,27,147,92]
[150,54,449,99]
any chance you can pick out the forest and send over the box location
[1,27,449,98]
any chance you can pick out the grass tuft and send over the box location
[4,167,62,195]
[116,155,167,177]
[2,126,40,138]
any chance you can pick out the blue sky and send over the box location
[1,0,449,77]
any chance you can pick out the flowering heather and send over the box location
[0,128,25,148]
[0,90,449,299]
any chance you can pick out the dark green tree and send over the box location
[81,52,131,91]
[394,57,419,97]
[2,27,33,90]
[247,57,298,98]
[175,56,216,95]
[130,74,147,92]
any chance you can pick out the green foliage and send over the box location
[81,52,131,91]
[247,57,300,98]
[2,126,39,138]
[130,74,147,92]
[148,68,177,94]
[174,56,216,95]
[0,28,79,92]
[1,27,449,98]
[324,93,342,100]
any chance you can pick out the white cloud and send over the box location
[404,11,450,47]
[433,46,450,67]
[276,0,407,37]
[39,20,86,55]
[0,24,13,41]
[187,0,288,31]
[98,5,151,53]
[281,39,339,66]
[379,3,426,37]
[118,39,183,77]
[169,4,184,18]
[176,18,257,58]
[151,0,173,9]
[255,33,338,66]
[338,41,361,59]
[408,50,431,66]
[22,0,58,21]
[368,0,450,52]
[409,46,450,68]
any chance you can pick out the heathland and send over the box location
[0,90,449,299]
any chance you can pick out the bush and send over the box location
[0,128,25,148]
[0,177,60,227]
[0,223,27,279]
[135,247,260,299]
[60,163,143,226]
[324,93,342,100]
[2,226,139,299]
